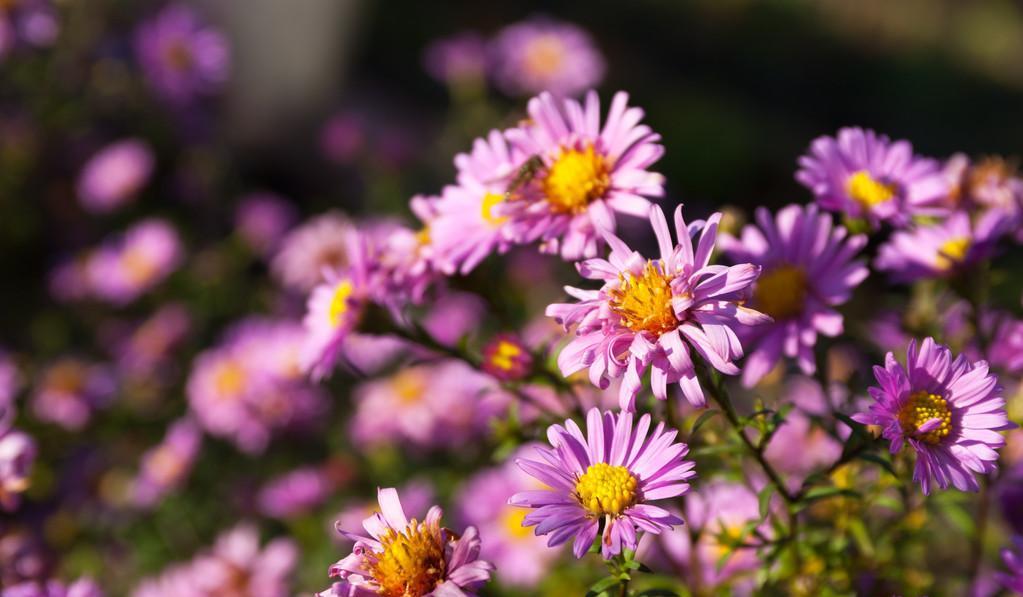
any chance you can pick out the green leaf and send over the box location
[798,486,861,507]
[758,485,774,520]
[690,409,720,435]
[587,575,621,596]
[635,590,681,597]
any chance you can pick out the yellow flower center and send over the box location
[391,370,426,404]
[846,170,897,209]
[148,446,186,485]
[575,463,639,517]
[710,524,744,560]
[368,520,446,597]
[543,145,611,214]
[753,265,809,320]
[523,35,565,77]
[214,361,246,398]
[480,192,508,226]
[898,391,952,444]
[416,227,431,246]
[499,506,532,539]
[328,279,355,327]
[122,248,157,284]
[489,340,523,372]
[935,237,970,270]
[608,261,679,335]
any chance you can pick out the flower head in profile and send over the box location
[489,17,605,98]
[322,487,493,596]
[77,139,154,213]
[131,417,201,508]
[0,428,36,512]
[301,231,375,381]
[853,337,1015,494]
[796,127,948,227]
[134,3,229,105]
[997,536,1023,594]
[547,204,769,410]
[719,204,868,386]
[505,90,665,260]
[875,210,1010,282]
[509,408,695,559]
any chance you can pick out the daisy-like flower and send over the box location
[875,210,1010,282]
[422,31,486,87]
[997,536,1023,594]
[430,130,523,274]
[508,408,696,559]
[86,218,183,306]
[322,487,494,596]
[719,204,868,386]
[489,17,605,98]
[301,232,375,381]
[505,90,665,260]
[131,417,201,508]
[134,3,229,105]
[0,0,59,62]
[796,127,948,227]
[852,337,1015,494]
[547,204,768,410]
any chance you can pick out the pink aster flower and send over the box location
[86,218,183,305]
[257,466,332,520]
[5,577,104,597]
[997,536,1023,594]
[509,408,696,560]
[942,154,1023,221]
[76,139,154,213]
[456,446,558,588]
[719,204,868,386]
[875,209,1010,282]
[763,409,843,493]
[272,211,358,292]
[653,480,765,591]
[234,192,297,257]
[373,197,442,306]
[301,232,375,381]
[0,428,35,512]
[852,337,1016,494]
[131,417,201,508]
[547,204,769,410]
[322,487,494,596]
[132,523,296,597]
[0,0,58,61]
[796,127,949,227]
[332,480,435,545]
[422,31,486,86]
[489,17,605,98]
[504,90,665,260]
[109,303,191,378]
[430,129,524,274]
[31,358,116,431]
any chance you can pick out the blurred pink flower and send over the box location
[76,139,154,213]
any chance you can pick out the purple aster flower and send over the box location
[852,337,1016,494]
[719,204,868,386]
[373,197,443,307]
[332,480,435,545]
[323,487,494,596]
[86,218,183,305]
[319,112,366,165]
[31,358,115,431]
[422,31,486,86]
[0,428,35,512]
[504,90,665,260]
[875,210,1010,282]
[430,129,525,274]
[653,480,765,591]
[188,318,326,453]
[257,466,332,520]
[131,417,201,508]
[4,577,104,597]
[980,311,1023,376]
[234,192,297,258]
[509,408,696,559]
[796,127,949,227]
[349,360,510,450]
[997,537,1023,594]
[272,211,358,292]
[547,204,769,410]
[943,154,1023,220]
[134,4,229,105]
[76,139,154,213]
[0,0,58,60]
[764,409,843,493]
[456,446,558,587]
[132,523,296,597]
[489,17,605,98]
